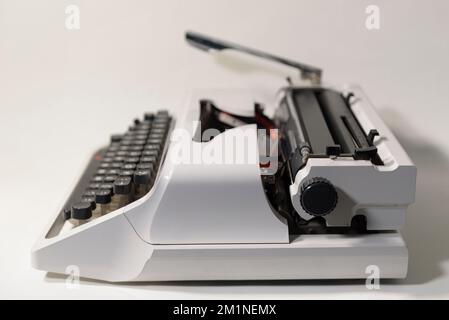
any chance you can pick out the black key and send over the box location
[71,202,92,220]
[122,163,136,170]
[132,140,147,146]
[149,133,164,140]
[125,157,140,163]
[99,162,112,169]
[153,123,168,129]
[119,170,134,179]
[150,128,166,135]
[111,134,123,143]
[147,138,163,145]
[102,157,114,163]
[133,130,150,136]
[107,146,119,152]
[142,150,159,157]
[104,175,117,183]
[111,162,123,168]
[96,169,108,175]
[120,140,133,146]
[144,113,154,121]
[63,208,71,220]
[128,151,142,157]
[157,110,169,117]
[134,169,151,185]
[153,120,169,127]
[95,189,111,204]
[113,156,125,162]
[144,144,161,151]
[114,177,132,195]
[83,189,97,197]
[137,162,153,171]
[91,175,104,182]
[116,150,127,156]
[104,151,116,158]
[136,123,151,130]
[129,145,144,152]
[106,169,120,175]
[81,196,96,210]
[99,183,114,193]
[118,145,131,151]
[88,183,101,189]
[140,156,157,163]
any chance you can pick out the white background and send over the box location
[1,0,449,299]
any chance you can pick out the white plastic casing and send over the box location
[31,85,413,282]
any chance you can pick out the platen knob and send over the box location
[300,177,338,216]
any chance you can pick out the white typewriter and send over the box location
[32,32,416,282]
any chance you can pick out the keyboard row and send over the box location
[64,110,171,226]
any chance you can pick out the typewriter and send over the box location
[32,32,416,282]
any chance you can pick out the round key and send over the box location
[144,144,160,151]
[107,146,119,152]
[129,145,144,151]
[133,130,150,136]
[99,183,114,193]
[122,163,136,170]
[113,156,125,162]
[83,189,97,197]
[119,145,131,151]
[96,169,107,175]
[144,113,154,121]
[157,110,169,116]
[91,175,104,182]
[142,150,159,157]
[95,189,111,204]
[149,133,164,140]
[63,208,71,220]
[114,177,132,195]
[125,157,140,164]
[128,151,142,157]
[111,162,123,168]
[137,163,153,171]
[106,169,120,175]
[120,140,133,146]
[110,134,123,143]
[147,138,163,145]
[81,196,97,210]
[134,169,151,185]
[71,202,92,220]
[119,169,134,178]
[104,151,116,158]
[132,140,147,146]
[136,123,151,130]
[141,156,157,163]
[104,175,117,183]
[153,120,168,126]
[88,182,101,189]
[150,128,166,135]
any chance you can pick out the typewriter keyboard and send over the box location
[60,110,172,229]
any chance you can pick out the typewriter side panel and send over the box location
[133,232,408,281]
[31,214,153,282]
